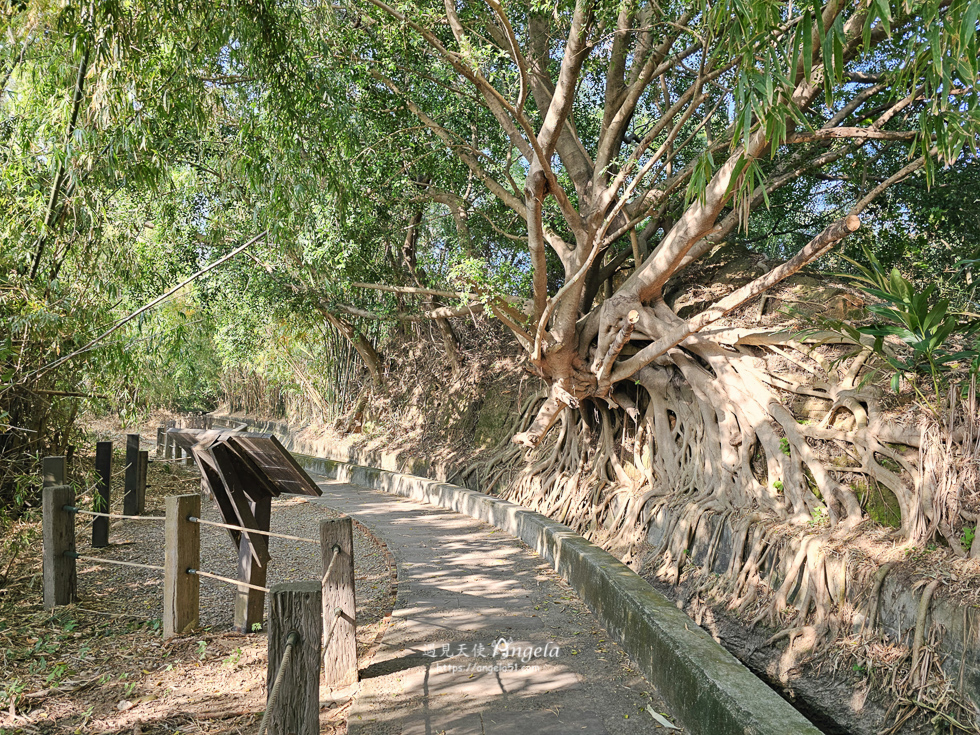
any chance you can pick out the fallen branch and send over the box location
[22,675,101,700]
[21,231,268,381]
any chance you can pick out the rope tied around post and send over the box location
[63,505,165,521]
[187,516,319,545]
[258,630,300,735]
[321,545,341,587]
[187,568,271,593]
[323,606,343,652]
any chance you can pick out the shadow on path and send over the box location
[312,479,684,735]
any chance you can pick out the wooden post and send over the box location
[42,455,75,609]
[163,493,200,639]
[137,450,148,514]
[156,426,165,457]
[164,430,173,461]
[234,495,271,633]
[320,517,357,687]
[123,434,140,516]
[267,582,322,735]
[43,455,66,487]
[93,441,111,548]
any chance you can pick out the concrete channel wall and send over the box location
[212,415,822,735]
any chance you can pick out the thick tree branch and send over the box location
[786,127,919,143]
[335,302,485,322]
[537,0,592,159]
[609,216,861,384]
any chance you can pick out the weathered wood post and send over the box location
[164,427,173,461]
[92,441,112,548]
[137,450,148,514]
[267,581,322,735]
[156,426,165,457]
[320,517,357,687]
[42,456,76,609]
[123,434,140,516]
[235,496,271,633]
[163,493,200,639]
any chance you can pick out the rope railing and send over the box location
[258,630,300,735]
[187,568,271,593]
[63,505,165,521]
[64,551,164,572]
[187,516,319,545]
[45,443,359,723]
[321,545,341,587]
[323,606,343,651]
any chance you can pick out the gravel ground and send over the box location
[76,481,393,644]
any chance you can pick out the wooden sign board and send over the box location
[166,430,320,497]
[166,428,323,632]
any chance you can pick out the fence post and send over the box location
[42,455,76,609]
[164,428,173,461]
[137,450,148,514]
[267,581,322,735]
[123,434,140,516]
[93,441,112,548]
[234,496,271,633]
[320,517,357,687]
[156,426,165,458]
[163,493,200,639]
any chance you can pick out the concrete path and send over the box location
[310,478,684,735]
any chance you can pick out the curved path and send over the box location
[311,477,683,735]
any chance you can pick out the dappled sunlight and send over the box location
[311,481,674,733]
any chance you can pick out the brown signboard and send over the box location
[166,428,323,632]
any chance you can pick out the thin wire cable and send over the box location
[63,506,165,521]
[321,546,341,586]
[65,552,164,572]
[187,568,270,592]
[187,516,318,544]
[258,631,299,735]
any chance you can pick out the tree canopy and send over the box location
[2,0,979,534]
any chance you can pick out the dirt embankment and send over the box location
[222,303,980,734]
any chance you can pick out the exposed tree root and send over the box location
[460,331,980,732]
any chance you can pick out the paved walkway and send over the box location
[310,478,683,735]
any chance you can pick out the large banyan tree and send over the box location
[326,0,980,568]
[5,0,980,665]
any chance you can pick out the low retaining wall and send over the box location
[213,415,821,735]
[209,415,980,709]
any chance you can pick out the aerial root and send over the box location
[911,579,942,688]
[863,561,894,635]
